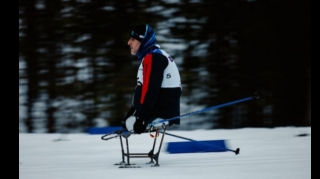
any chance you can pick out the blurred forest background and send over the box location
[19,0,311,133]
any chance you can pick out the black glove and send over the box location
[133,117,146,134]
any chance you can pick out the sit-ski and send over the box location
[101,93,259,168]
[101,121,169,168]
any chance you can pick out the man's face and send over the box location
[127,37,141,55]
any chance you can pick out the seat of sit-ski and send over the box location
[125,117,170,132]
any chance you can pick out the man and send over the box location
[123,24,182,134]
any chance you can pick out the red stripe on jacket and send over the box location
[140,54,152,104]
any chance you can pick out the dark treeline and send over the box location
[19,0,310,133]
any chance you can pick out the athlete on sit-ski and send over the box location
[122,24,182,134]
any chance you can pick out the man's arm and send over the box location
[138,53,168,121]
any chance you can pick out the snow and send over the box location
[19,127,311,179]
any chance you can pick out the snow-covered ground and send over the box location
[19,127,311,179]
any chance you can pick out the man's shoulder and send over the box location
[149,52,169,67]
[151,51,167,58]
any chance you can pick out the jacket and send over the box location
[128,47,181,126]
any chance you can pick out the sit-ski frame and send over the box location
[102,124,167,168]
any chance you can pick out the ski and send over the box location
[116,161,158,168]
[119,164,141,168]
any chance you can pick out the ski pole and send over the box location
[148,92,259,128]
[161,131,240,155]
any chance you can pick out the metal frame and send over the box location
[114,126,167,168]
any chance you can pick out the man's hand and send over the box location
[133,117,146,134]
